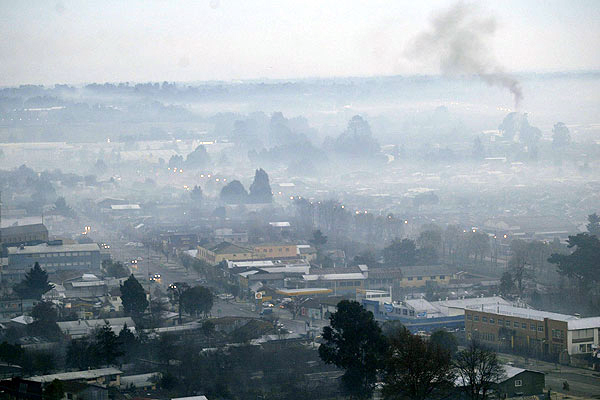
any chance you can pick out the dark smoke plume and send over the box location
[408,2,523,108]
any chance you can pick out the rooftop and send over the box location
[7,242,100,255]
[1,223,47,236]
[469,304,578,322]
[29,367,122,383]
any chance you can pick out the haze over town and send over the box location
[0,1,599,400]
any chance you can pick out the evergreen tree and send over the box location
[220,180,248,204]
[181,286,213,317]
[587,213,600,238]
[94,323,123,366]
[13,263,52,300]
[190,185,203,203]
[120,274,148,319]
[319,300,387,399]
[248,168,273,203]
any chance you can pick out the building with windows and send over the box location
[464,304,578,359]
[0,223,48,247]
[397,266,452,288]
[197,242,300,264]
[5,242,102,282]
[301,266,368,295]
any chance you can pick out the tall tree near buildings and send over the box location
[508,240,528,295]
[587,213,600,238]
[429,329,458,356]
[168,282,190,324]
[310,229,328,261]
[383,238,417,266]
[190,185,203,205]
[248,168,273,203]
[552,122,571,148]
[454,342,504,400]
[185,145,210,168]
[382,327,454,400]
[219,180,248,204]
[548,233,600,292]
[13,262,52,300]
[318,300,387,399]
[94,323,123,366]
[118,323,137,363]
[181,286,213,318]
[499,271,514,296]
[120,274,148,320]
[102,260,129,278]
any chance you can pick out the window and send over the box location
[482,317,487,323]
[430,276,436,280]
[498,319,503,325]
[505,320,511,327]
[522,323,527,329]
[538,325,544,332]
[474,315,479,321]
[467,314,472,320]
[514,380,522,387]
[530,324,536,331]
[514,321,519,328]
[407,277,413,281]
[40,254,46,258]
[439,275,445,279]
[417,276,422,280]
[489,318,494,324]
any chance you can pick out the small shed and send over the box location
[494,366,545,398]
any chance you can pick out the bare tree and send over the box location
[454,342,505,400]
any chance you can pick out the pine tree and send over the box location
[120,274,148,319]
[248,168,273,203]
[13,262,53,300]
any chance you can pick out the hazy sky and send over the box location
[1,0,599,86]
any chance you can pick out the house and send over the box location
[57,317,135,339]
[29,367,123,387]
[120,373,160,390]
[214,228,248,244]
[62,381,109,400]
[0,298,38,322]
[494,366,545,398]
[0,377,42,400]
[252,243,297,259]
[455,365,544,398]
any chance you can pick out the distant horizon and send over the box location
[3,68,600,89]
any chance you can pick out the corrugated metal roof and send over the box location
[29,368,122,383]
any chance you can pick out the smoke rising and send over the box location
[408,2,523,109]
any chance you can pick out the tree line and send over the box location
[319,300,505,400]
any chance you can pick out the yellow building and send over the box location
[252,243,297,259]
[197,242,300,264]
[399,266,452,288]
[197,242,254,264]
